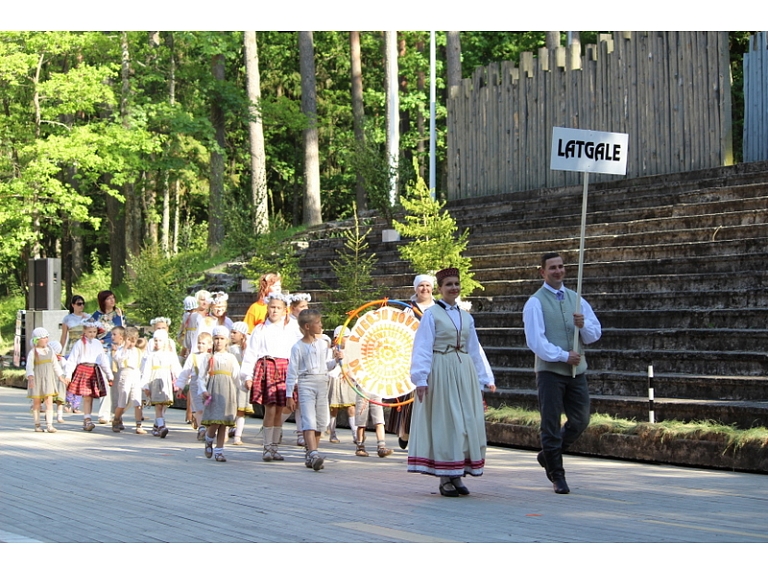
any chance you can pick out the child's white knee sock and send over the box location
[234,416,245,439]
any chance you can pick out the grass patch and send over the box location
[486,404,768,451]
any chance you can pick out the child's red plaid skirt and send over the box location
[67,363,107,398]
[250,357,296,406]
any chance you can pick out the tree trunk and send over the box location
[208,52,226,249]
[110,31,133,285]
[416,37,425,180]
[299,31,322,226]
[385,31,399,205]
[165,31,180,255]
[446,31,462,91]
[349,31,366,211]
[172,180,180,254]
[244,31,269,235]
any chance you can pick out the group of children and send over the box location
[26,279,395,472]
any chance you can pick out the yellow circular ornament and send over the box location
[342,305,420,399]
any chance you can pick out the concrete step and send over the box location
[300,258,768,294]
[448,169,768,221]
[469,293,768,315]
[486,387,768,429]
[483,346,767,377]
[473,307,768,330]
[491,366,768,402]
[463,219,768,257]
[478,327,768,353]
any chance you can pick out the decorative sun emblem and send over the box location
[342,306,420,399]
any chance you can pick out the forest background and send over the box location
[0,29,753,315]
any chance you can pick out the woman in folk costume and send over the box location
[386,274,437,450]
[227,321,252,445]
[199,326,241,463]
[141,329,183,438]
[241,292,302,461]
[407,268,496,497]
[65,320,114,432]
[26,328,68,433]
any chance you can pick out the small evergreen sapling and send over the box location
[393,171,482,298]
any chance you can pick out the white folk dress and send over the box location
[407,302,493,477]
[141,350,183,406]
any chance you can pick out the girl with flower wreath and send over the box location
[64,320,114,432]
[241,292,302,462]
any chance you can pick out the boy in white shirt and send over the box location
[286,309,342,471]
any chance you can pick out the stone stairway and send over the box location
[235,161,768,429]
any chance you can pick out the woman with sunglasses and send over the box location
[60,295,91,414]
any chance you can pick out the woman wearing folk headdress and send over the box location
[386,274,437,450]
[407,267,496,497]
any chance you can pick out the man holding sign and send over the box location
[523,252,601,494]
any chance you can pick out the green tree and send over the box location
[322,205,383,327]
[393,165,482,297]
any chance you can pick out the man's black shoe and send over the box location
[552,475,570,494]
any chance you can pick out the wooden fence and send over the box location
[446,31,733,200]
[743,32,768,163]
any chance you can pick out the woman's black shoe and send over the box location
[450,477,470,495]
[438,480,459,497]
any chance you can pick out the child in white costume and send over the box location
[141,329,183,438]
[178,295,198,355]
[199,326,241,463]
[286,309,341,471]
[210,291,234,330]
[65,320,114,432]
[47,340,69,424]
[241,292,302,462]
[327,325,356,443]
[112,327,147,434]
[177,332,212,441]
[150,317,177,354]
[288,293,311,321]
[354,392,394,458]
[26,328,68,433]
[227,321,252,445]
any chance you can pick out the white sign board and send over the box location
[550,127,629,175]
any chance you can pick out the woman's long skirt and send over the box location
[406,350,487,477]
